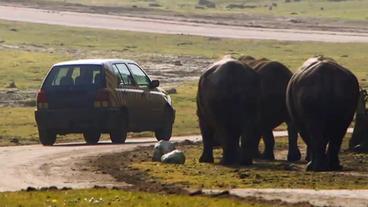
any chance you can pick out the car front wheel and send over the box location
[155,108,174,141]
[38,128,57,146]
[83,131,101,144]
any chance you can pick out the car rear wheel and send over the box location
[155,108,174,141]
[83,131,101,144]
[38,129,57,146]
[110,110,128,144]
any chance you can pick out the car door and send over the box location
[127,63,165,129]
[112,63,146,130]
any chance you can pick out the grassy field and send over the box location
[0,188,276,207]
[0,19,367,145]
[1,20,368,90]
[20,0,368,21]
[0,84,199,146]
[131,137,368,190]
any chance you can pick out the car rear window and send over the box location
[43,64,105,89]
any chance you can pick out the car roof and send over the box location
[52,59,137,67]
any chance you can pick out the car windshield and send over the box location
[43,64,104,89]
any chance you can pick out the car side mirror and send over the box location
[149,80,160,88]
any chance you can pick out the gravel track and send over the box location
[1,6,368,42]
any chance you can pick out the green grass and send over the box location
[0,189,274,207]
[22,0,368,21]
[132,137,368,190]
[0,83,199,145]
[0,19,368,144]
[0,107,38,145]
[0,50,67,89]
[171,84,198,136]
[1,20,368,89]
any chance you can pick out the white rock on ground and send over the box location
[161,149,186,164]
[152,140,176,161]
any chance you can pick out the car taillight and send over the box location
[95,89,110,107]
[37,90,48,109]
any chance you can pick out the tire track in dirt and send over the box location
[1,6,368,43]
[0,136,200,192]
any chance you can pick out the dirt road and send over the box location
[0,131,300,192]
[0,136,201,192]
[1,5,368,43]
[0,129,354,192]
[205,189,368,207]
[0,129,363,207]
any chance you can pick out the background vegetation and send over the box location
[0,188,276,207]
[0,19,367,145]
[16,0,368,21]
[132,137,368,190]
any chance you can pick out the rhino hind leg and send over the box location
[286,122,301,162]
[306,126,329,171]
[239,127,259,166]
[220,131,240,165]
[199,119,215,163]
[298,128,311,161]
[261,129,275,160]
[327,129,345,171]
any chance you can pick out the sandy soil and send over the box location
[3,0,368,34]
[0,3,367,206]
[0,136,201,192]
[0,130,361,207]
[94,136,366,207]
[1,5,368,42]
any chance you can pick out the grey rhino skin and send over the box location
[286,56,359,171]
[197,58,261,165]
[239,56,301,162]
[350,88,368,152]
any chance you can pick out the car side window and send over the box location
[51,67,70,86]
[128,64,150,87]
[113,63,134,86]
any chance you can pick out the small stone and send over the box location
[10,138,19,144]
[6,90,16,94]
[26,187,37,192]
[174,60,182,66]
[283,163,298,171]
[6,81,17,89]
[209,190,229,197]
[161,149,186,164]
[166,88,177,94]
[198,0,216,8]
[148,3,161,7]
[239,172,250,179]
[188,189,202,196]
[152,140,176,161]
[181,139,194,145]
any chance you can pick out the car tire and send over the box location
[83,131,101,144]
[110,110,128,144]
[155,108,174,141]
[38,128,57,146]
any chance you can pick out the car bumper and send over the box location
[35,108,124,133]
